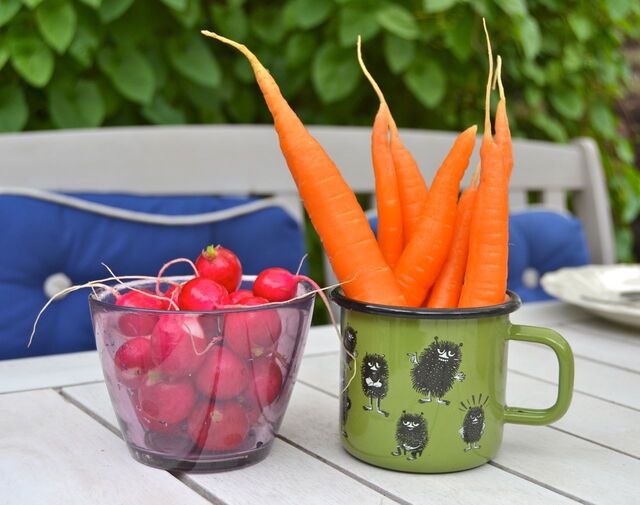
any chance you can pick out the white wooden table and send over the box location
[1,301,638,505]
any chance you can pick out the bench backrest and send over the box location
[1,125,615,264]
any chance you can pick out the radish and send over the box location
[195,346,249,400]
[188,401,249,451]
[223,297,282,359]
[253,268,299,302]
[195,245,242,293]
[114,337,153,386]
[136,375,196,426]
[116,289,165,336]
[251,358,283,407]
[238,389,261,425]
[178,277,228,311]
[225,289,254,305]
[150,314,208,377]
[163,285,182,310]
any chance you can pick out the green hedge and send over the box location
[1,0,639,260]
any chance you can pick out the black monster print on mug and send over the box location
[361,353,389,417]
[408,337,465,405]
[343,325,358,367]
[459,394,489,452]
[340,371,351,438]
[391,411,428,461]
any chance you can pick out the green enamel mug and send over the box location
[331,290,574,473]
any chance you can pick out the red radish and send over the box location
[225,289,254,305]
[163,285,182,310]
[238,389,261,425]
[116,290,165,336]
[253,267,304,302]
[195,346,249,399]
[179,277,228,311]
[137,375,196,426]
[251,358,283,406]
[150,314,208,377]
[223,297,282,359]
[114,337,153,386]
[188,401,249,451]
[195,245,243,293]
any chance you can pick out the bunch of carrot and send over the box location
[201,19,511,309]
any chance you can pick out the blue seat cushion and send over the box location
[0,193,305,360]
[369,209,590,303]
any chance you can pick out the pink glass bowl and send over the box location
[89,276,315,472]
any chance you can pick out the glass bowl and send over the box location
[88,275,315,472]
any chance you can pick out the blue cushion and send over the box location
[507,210,590,301]
[368,209,590,303]
[0,193,305,360]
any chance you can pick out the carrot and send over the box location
[493,55,513,181]
[371,103,404,267]
[356,37,428,245]
[201,31,407,306]
[426,167,479,308]
[458,19,509,308]
[392,124,477,307]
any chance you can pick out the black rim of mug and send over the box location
[330,289,522,319]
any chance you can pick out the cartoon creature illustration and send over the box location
[361,353,389,417]
[340,372,351,437]
[408,337,465,405]
[391,411,428,461]
[343,325,358,367]
[459,394,488,451]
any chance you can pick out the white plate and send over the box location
[541,264,640,330]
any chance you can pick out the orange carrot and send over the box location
[427,167,479,308]
[493,55,513,181]
[393,125,477,307]
[201,31,407,306]
[371,103,404,266]
[458,20,509,308]
[356,37,428,245]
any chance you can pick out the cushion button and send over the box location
[522,268,540,290]
[44,272,73,300]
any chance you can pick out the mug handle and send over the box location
[503,324,575,425]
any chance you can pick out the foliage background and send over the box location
[1,0,640,267]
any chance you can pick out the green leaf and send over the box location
[211,4,247,40]
[160,0,187,11]
[227,86,257,122]
[376,4,419,40]
[498,0,527,17]
[78,0,101,8]
[530,112,568,142]
[142,95,187,125]
[442,12,473,61]
[22,0,44,8]
[403,58,446,108]
[338,5,380,47]
[549,89,584,120]
[285,33,315,67]
[0,36,8,71]
[35,0,77,54]
[515,16,541,60]
[167,34,221,88]
[567,13,593,41]
[68,22,100,68]
[287,0,332,29]
[0,0,22,27]
[98,47,156,104]
[98,0,133,23]
[49,79,105,128]
[615,138,635,164]
[383,34,415,74]
[606,0,633,21]
[9,32,55,87]
[589,101,616,138]
[312,43,361,103]
[170,0,200,28]
[251,7,286,44]
[0,84,28,132]
[423,0,459,13]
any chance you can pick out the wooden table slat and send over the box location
[62,383,401,505]
[0,389,211,505]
